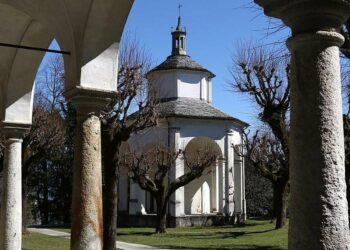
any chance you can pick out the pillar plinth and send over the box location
[0,123,29,250]
[254,0,350,249]
[65,87,115,250]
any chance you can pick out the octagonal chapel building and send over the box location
[118,16,248,227]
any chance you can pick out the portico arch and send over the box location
[0,1,135,249]
[183,137,222,215]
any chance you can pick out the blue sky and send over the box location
[43,0,290,128]
[122,0,289,128]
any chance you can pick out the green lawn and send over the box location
[117,219,288,249]
[22,233,70,250]
[24,220,287,249]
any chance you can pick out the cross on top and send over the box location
[178,4,182,17]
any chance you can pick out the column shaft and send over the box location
[70,114,103,250]
[224,131,234,215]
[0,139,22,250]
[169,127,184,217]
[288,31,350,249]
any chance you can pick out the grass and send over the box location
[117,219,288,249]
[22,233,122,250]
[23,220,288,249]
[22,233,70,250]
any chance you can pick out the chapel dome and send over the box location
[148,54,215,78]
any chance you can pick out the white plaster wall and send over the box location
[128,124,169,153]
[149,70,213,102]
[124,117,245,216]
[80,43,119,91]
[185,173,212,214]
[177,71,202,99]
[170,118,242,156]
[126,124,168,214]
[149,71,178,99]
[173,119,243,215]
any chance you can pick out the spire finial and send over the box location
[171,4,186,56]
[177,4,182,30]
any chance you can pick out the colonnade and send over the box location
[256,0,350,248]
[0,0,350,249]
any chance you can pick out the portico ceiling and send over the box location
[0,0,134,124]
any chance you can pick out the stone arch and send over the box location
[0,2,135,248]
[0,0,134,99]
[0,4,53,124]
[183,137,222,215]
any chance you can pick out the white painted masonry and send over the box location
[0,1,134,249]
[119,16,248,224]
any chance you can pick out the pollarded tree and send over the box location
[241,131,288,228]
[100,38,158,250]
[231,44,290,229]
[121,145,219,234]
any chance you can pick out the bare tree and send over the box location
[240,131,288,228]
[22,103,66,227]
[100,38,158,250]
[121,145,219,234]
[22,54,68,229]
[231,44,290,229]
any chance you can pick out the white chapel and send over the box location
[118,15,248,227]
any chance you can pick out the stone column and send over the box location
[217,159,224,214]
[255,1,350,249]
[0,123,29,250]
[210,161,218,212]
[224,130,234,215]
[168,127,185,217]
[241,156,246,221]
[65,87,114,250]
[233,146,243,219]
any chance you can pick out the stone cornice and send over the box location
[255,0,350,34]
[64,86,116,115]
[1,121,30,139]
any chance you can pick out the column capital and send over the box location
[255,0,350,34]
[64,86,116,116]
[1,122,30,140]
[287,31,344,51]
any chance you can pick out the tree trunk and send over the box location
[103,165,118,250]
[155,195,167,234]
[272,179,288,229]
[101,128,124,250]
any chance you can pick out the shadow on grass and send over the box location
[156,244,283,250]
[117,228,276,239]
[117,231,154,236]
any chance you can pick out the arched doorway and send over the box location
[183,137,222,215]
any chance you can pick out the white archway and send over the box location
[183,136,222,215]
